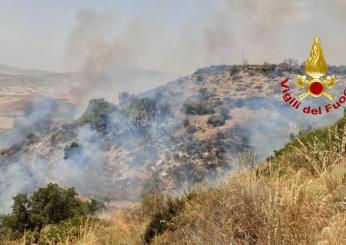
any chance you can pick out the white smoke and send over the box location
[0,125,108,213]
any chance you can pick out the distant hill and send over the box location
[0,64,55,76]
[0,66,179,135]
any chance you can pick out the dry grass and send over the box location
[64,211,147,245]
[150,125,346,244]
[2,123,346,244]
[1,210,147,245]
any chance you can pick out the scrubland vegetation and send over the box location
[2,117,346,244]
[0,184,99,243]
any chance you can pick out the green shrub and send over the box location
[0,183,100,239]
[273,117,346,157]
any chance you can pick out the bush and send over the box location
[78,98,115,132]
[207,113,226,127]
[183,117,189,127]
[30,216,100,244]
[0,183,99,239]
[63,141,81,159]
[122,97,171,129]
[143,193,194,243]
[185,125,197,134]
[260,63,276,75]
[217,105,231,119]
[230,66,240,76]
[183,100,215,115]
[195,75,203,82]
[198,88,213,100]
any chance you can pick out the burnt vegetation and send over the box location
[207,113,226,127]
[182,100,215,115]
[63,141,81,160]
[73,96,172,139]
[122,97,171,130]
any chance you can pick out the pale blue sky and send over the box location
[0,0,346,73]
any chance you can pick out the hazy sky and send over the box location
[0,0,346,74]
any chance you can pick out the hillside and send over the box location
[1,63,346,214]
[144,117,346,244]
[3,115,346,244]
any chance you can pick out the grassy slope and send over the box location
[149,118,346,244]
[4,118,346,244]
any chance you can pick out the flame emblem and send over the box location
[296,36,336,100]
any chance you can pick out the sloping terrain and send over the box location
[1,63,346,213]
[146,118,346,244]
[5,114,346,244]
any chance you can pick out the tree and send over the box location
[0,194,32,237]
[30,184,84,228]
[0,183,99,238]
[123,97,171,129]
[11,194,32,231]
